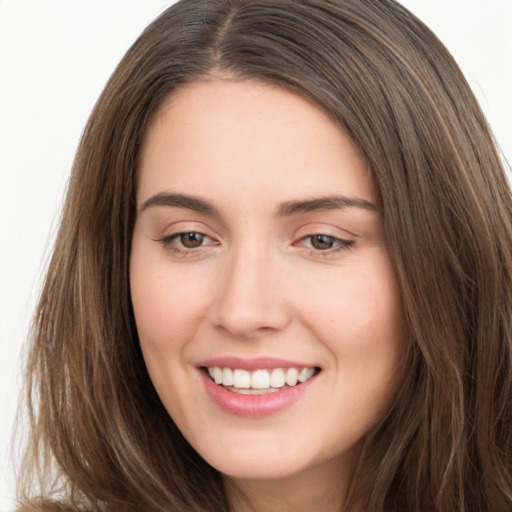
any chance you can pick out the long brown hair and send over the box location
[16,1,512,511]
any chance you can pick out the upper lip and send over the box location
[196,356,319,372]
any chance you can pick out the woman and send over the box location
[16,0,512,511]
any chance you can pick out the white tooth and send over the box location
[235,388,252,395]
[286,367,298,386]
[208,367,215,379]
[270,368,286,388]
[212,367,223,384]
[232,387,280,395]
[233,369,251,388]
[222,367,234,386]
[251,369,271,389]
[298,367,315,383]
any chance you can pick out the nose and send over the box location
[209,246,292,339]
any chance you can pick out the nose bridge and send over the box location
[211,239,290,337]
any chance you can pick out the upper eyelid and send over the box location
[154,221,356,244]
[293,222,358,239]
[157,230,353,242]
[161,231,216,243]
[157,221,218,238]
[299,233,349,242]
[295,234,353,247]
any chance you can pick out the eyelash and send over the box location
[295,234,354,255]
[159,232,217,256]
[158,232,354,257]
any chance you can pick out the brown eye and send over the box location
[310,235,335,250]
[179,232,205,248]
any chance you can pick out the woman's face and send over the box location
[131,79,406,485]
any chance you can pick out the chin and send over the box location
[211,453,312,481]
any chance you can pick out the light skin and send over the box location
[130,79,406,511]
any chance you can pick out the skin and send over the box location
[130,79,407,511]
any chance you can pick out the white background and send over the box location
[1,1,511,510]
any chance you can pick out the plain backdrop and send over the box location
[1,1,511,510]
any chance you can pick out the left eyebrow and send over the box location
[277,195,377,216]
[139,192,219,214]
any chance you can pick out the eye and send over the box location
[296,234,354,254]
[310,234,338,250]
[177,232,208,248]
[159,231,217,254]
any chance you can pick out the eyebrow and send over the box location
[277,196,377,215]
[139,192,377,215]
[140,192,219,214]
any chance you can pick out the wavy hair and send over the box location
[16,1,512,511]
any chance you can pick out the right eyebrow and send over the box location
[277,195,377,216]
[139,192,219,215]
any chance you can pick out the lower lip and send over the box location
[199,370,317,418]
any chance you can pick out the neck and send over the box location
[225,454,358,512]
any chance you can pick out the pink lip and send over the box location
[196,356,314,371]
[198,368,319,418]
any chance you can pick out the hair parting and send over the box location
[15,1,512,511]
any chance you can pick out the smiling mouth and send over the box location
[204,366,321,395]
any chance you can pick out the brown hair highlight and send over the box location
[16,1,512,511]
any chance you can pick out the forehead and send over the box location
[137,79,374,209]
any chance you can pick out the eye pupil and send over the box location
[311,235,334,250]
[180,232,204,248]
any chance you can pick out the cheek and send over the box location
[297,255,406,383]
[131,275,183,347]
[304,273,402,343]
[130,248,211,348]
[129,250,209,409]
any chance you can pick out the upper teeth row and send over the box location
[207,367,316,389]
